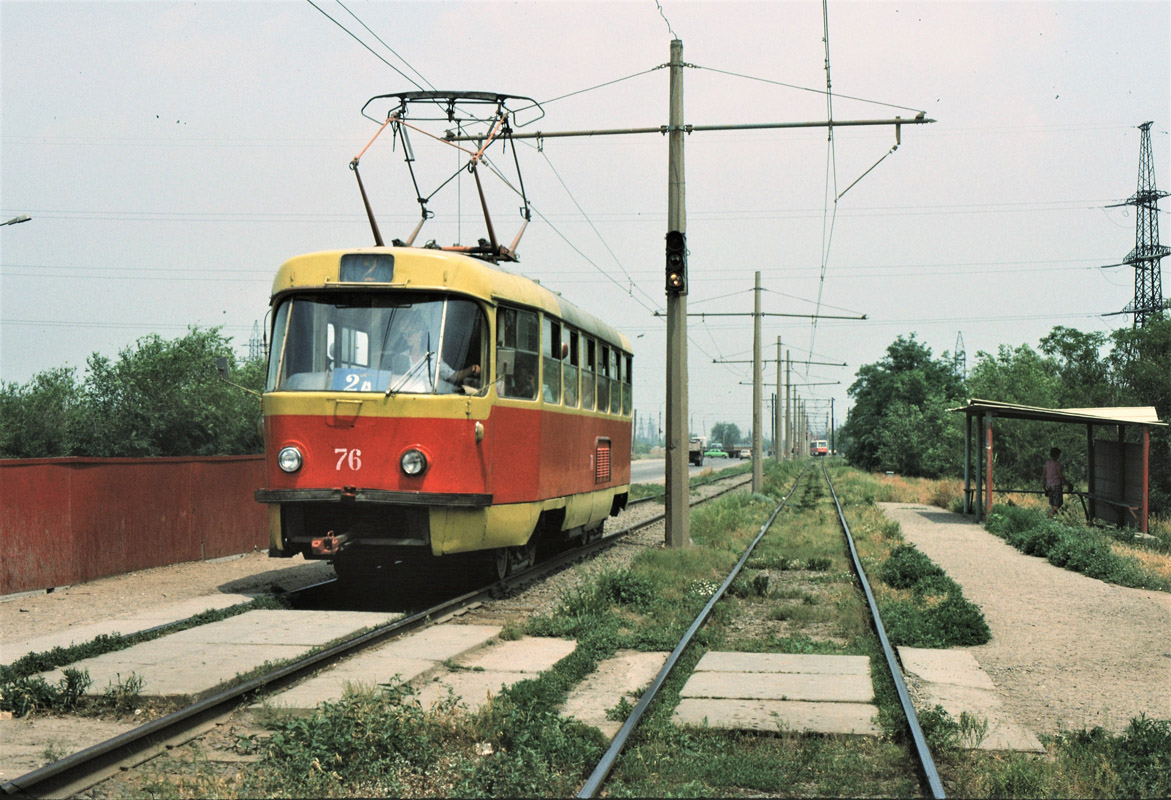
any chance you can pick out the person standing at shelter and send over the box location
[1042,447,1070,517]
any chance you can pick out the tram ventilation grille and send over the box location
[595,441,612,484]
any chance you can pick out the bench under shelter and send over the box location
[950,398,1166,533]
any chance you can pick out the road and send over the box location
[629,456,743,485]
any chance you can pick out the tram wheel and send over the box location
[509,540,537,572]
[492,548,510,580]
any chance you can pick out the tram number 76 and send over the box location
[334,448,363,471]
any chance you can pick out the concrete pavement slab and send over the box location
[899,647,997,690]
[160,609,396,646]
[673,698,882,735]
[1,594,255,665]
[414,636,579,712]
[680,670,874,703]
[460,636,576,672]
[694,651,870,675]
[38,609,402,702]
[673,651,881,737]
[898,646,1044,752]
[560,650,670,738]
[370,624,503,661]
[262,623,502,712]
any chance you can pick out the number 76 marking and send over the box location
[334,448,363,471]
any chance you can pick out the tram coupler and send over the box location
[311,530,351,556]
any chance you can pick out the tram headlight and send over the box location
[277,446,303,473]
[401,448,427,476]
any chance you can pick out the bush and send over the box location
[879,545,943,589]
[986,506,1168,590]
[597,569,657,608]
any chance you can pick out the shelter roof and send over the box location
[948,398,1166,427]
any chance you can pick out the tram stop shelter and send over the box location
[950,399,1166,532]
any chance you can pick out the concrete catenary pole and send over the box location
[784,351,792,460]
[664,39,689,548]
[752,271,763,492]
[775,337,782,463]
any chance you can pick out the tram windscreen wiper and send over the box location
[386,350,435,396]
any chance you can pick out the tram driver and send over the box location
[381,309,480,393]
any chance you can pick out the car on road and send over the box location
[704,447,728,458]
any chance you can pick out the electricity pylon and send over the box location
[1120,121,1169,327]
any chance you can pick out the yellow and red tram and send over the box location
[255,247,632,581]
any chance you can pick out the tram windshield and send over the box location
[266,292,486,394]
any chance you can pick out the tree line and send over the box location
[0,328,264,459]
[837,318,1171,514]
[4,320,1168,514]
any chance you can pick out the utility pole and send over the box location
[441,59,931,539]
[830,398,835,455]
[664,39,689,548]
[752,271,763,491]
[775,337,782,463]
[785,351,792,460]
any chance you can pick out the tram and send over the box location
[255,247,633,581]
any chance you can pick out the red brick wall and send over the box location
[0,456,266,596]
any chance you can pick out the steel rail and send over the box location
[3,472,753,799]
[577,467,806,798]
[822,463,946,799]
[625,465,754,508]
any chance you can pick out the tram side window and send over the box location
[497,307,538,400]
[581,337,596,411]
[597,344,611,413]
[622,353,633,415]
[609,348,621,413]
[541,316,561,404]
[563,328,579,408]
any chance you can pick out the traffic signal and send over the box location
[665,230,687,294]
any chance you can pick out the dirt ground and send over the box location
[881,502,1171,736]
[0,551,335,648]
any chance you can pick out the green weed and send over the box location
[986,506,1170,591]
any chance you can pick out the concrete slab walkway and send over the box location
[898,646,1043,751]
[560,650,670,738]
[263,623,502,711]
[39,609,403,701]
[414,635,577,712]
[2,594,256,665]
[881,503,1171,735]
[673,651,882,735]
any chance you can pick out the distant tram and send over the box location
[255,247,633,582]
[811,439,829,457]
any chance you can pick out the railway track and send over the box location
[1,472,753,799]
[575,464,946,799]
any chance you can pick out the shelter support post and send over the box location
[1141,425,1150,533]
[1086,424,1096,523]
[984,414,995,520]
[975,413,984,522]
[963,412,972,514]
[1118,425,1126,530]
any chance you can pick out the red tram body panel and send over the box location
[256,247,632,578]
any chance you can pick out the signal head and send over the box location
[665,230,687,295]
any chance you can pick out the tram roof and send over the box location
[271,246,631,351]
[949,398,1166,427]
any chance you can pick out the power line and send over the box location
[333,0,434,90]
[303,0,426,89]
[687,63,925,115]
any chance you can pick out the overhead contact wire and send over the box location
[304,0,425,89]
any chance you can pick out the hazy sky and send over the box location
[2,0,1168,439]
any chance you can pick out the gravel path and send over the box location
[881,502,1171,736]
